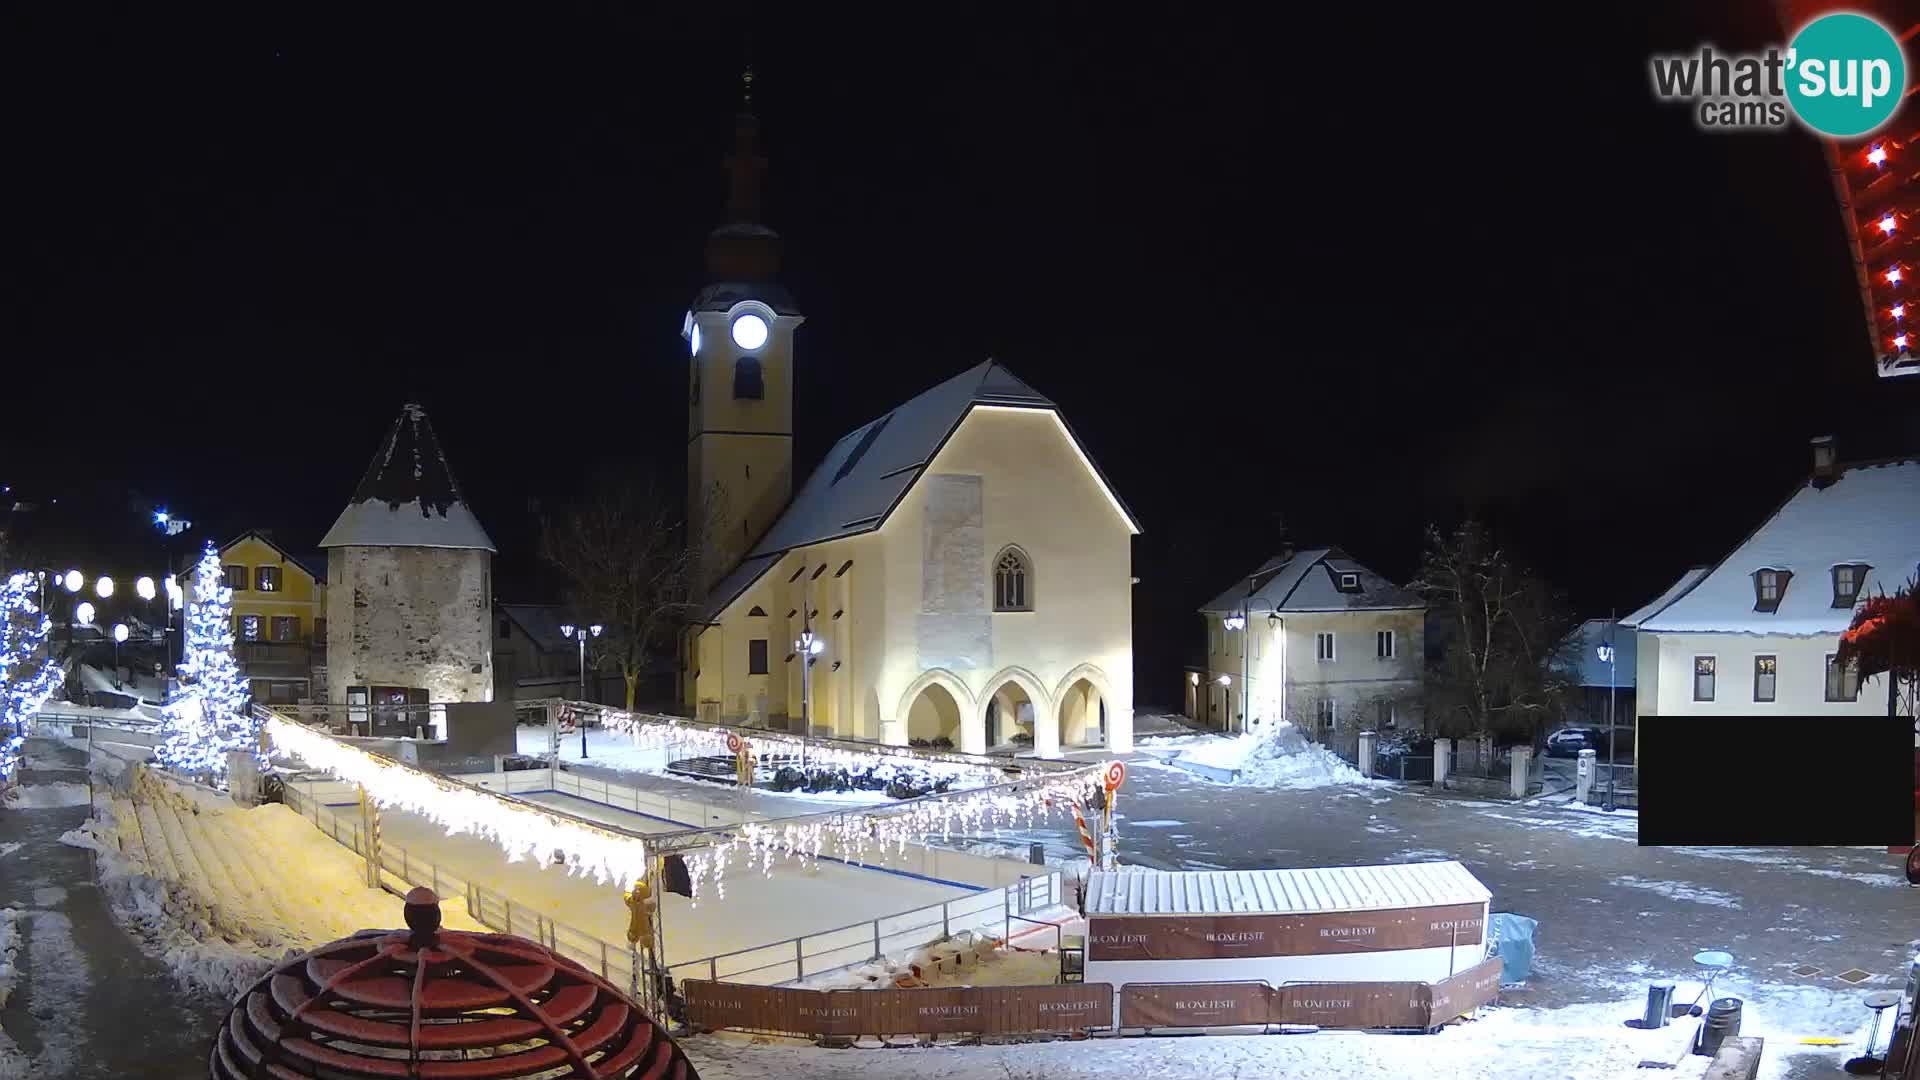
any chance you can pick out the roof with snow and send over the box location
[693,360,1139,623]
[1555,618,1636,689]
[1618,567,1709,629]
[1632,457,1920,636]
[1085,861,1490,916]
[1199,547,1423,615]
[320,404,497,552]
[210,530,327,583]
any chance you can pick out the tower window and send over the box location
[993,546,1033,611]
[733,356,764,399]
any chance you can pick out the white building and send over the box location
[1625,438,1918,720]
[1191,547,1425,749]
[680,94,1140,757]
[321,403,497,729]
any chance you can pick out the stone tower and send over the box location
[685,69,805,598]
[320,403,496,714]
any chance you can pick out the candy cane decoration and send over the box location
[1070,799,1098,860]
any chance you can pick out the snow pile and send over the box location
[800,911,1079,992]
[1173,723,1367,789]
[0,908,19,1008]
[2,782,91,809]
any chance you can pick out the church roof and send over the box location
[693,360,1139,623]
[320,403,497,552]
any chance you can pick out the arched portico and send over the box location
[893,668,977,748]
[1053,663,1119,752]
[972,666,1052,755]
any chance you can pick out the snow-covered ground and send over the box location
[516,725,932,806]
[59,763,485,1001]
[0,908,18,1009]
[2,782,91,809]
[1146,722,1368,789]
[797,908,1079,992]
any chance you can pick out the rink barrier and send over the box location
[279,777,1063,991]
[681,957,1502,1039]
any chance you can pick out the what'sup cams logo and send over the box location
[1651,12,1906,136]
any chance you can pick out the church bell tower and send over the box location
[686,69,803,599]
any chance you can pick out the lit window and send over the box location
[1833,564,1870,608]
[1754,656,1776,703]
[1693,656,1715,702]
[1826,654,1860,702]
[1316,631,1335,662]
[1376,629,1395,659]
[239,614,263,642]
[993,547,1032,612]
[256,566,281,592]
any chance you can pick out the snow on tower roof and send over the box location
[320,403,497,552]
[1633,457,1920,636]
[1084,861,1490,917]
[692,360,1139,623]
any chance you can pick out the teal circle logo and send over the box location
[1786,13,1906,137]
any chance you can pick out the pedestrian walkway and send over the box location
[0,738,225,1080]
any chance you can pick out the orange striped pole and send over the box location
[1071,800,1098,861]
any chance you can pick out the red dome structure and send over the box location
[210,888,695,1079]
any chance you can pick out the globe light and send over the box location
[63,570,82,593]
[1898,334,1911,351]
[1882,215,1899,235]
[809,636,825,655]
[1887,267,1903,285]
[1217,674,1231,686]
[76,601,95,625]
[1895,305,1907,320]
[113,623,128,643]
[1869,144,1888,165]
[95,576,114,598]
[730,312,769,350]
[136,576,156,600]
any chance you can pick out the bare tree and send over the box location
[1412,521,1576,745]
[540,470,721,711]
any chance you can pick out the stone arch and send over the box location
[1053,663,1118,750]
[894,668,977,748]
[971,666,1053,755]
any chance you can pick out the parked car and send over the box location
[1545,726,1634,758]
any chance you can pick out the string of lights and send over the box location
[0,571,66,784]
[156,543,259,781]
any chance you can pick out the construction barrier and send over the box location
[684,957,1501,1039]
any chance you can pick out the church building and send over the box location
[680,83,1140,757]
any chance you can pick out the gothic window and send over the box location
[733,356,764,400]
[993,546,1033,611]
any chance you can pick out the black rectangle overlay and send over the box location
[1638,716,1914,846]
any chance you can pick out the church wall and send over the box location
[326,546,492,706]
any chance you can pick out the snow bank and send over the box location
[1171,723,1367,789]
[0,908,19,1008]
[2,782,91,809]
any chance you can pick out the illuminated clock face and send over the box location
[690,323,702,356]
[730,312,769,351]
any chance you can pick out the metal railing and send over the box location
[279,780,642,994]
[279,774,1061,992]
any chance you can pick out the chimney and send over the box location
[1810,435,1838,488]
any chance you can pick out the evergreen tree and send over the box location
[0,571,65,786]
[158,543,258,778]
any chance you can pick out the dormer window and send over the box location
[1752,569,1792,613]
[1338,573,1360,592]
[1832,564,1870,608]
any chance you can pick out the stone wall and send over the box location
[327,546,492,705]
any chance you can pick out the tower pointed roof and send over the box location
[319,403,496,552]
[703,67,785,288]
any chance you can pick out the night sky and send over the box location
[5,4,1918,707]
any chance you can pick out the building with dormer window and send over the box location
[1625,437,1919,719]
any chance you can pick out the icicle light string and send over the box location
[594,707,1013,791]
[265,717,652,890]
[0,572,66,784]
[679,766,1103,904]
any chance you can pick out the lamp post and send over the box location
[796,627,824,772]
[1598,627,1618,812]
[559,623,602,760]
[154,509,190,669]
[112,623,128,689]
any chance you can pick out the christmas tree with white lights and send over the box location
[0,571,65,787]
[158,543,258,780]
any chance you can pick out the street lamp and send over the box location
[796,628,825,771]
[559,623,602,759]
[95,575,113,599]
[153,509,191,669]
[76,601,95,626]
[1597,622,1618,811]
[112,623,128,689]
[136,576,155,601]
[62,570,82,593]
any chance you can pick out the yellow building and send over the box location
[680,99,1140,758]
[192,530,329,705]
